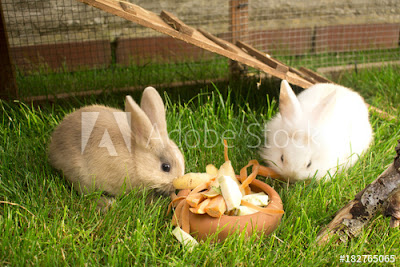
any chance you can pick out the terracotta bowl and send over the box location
[179,178,284,242]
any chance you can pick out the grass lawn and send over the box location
[1,65,399,265]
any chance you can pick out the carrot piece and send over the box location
[205,195,227,218]
[239,159,258,182]
[186,192,205,208]
[170,192,178,200]
[167,189,191,215]
[223,139,229,162]
[239,162,249,183]
[239,160,260,192]
[181,202,191,234]
[189,198,211,214]
[241,199,284,214]
[167,196,187,215]
[177,189,191,197]
[257,165,282,179]
[171,198,185,227]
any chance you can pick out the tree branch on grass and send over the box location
[316,140,400,245]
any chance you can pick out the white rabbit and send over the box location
[48,87,185,197]
[260,80,372,182]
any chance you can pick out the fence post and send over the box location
[0,2,18,100]
[229,0,248,77]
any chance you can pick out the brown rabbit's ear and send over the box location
[140,87,168,137]
[125,95,155,145]
[279,80,302,124]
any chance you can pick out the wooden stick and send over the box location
[299,67,333,84]
[198,28,238,53]
[160,10,194,36]
[236,41,289,73]
[119,1,136,15]
[288,67,318,85]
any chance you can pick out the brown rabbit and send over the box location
[48,87,185,197]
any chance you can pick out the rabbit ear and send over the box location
[140,87,168,137]
[125,95,155,145]
[279,80,302,123]
[311,89,337,125]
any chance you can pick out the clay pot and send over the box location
[179,178,284,242]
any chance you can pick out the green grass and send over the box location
[16,47,400,99]
[16,57,229,98]
[1,66,400,265]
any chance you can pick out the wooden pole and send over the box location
[0,1,18,100]
[229,0,248,77]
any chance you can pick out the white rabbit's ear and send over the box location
[311,89,337,125]
[140,87,168,137]
[279,80,302,123]
[125,95,154,145]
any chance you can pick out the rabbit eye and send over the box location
[280,155,284,162]
[161,163,171,172]
[307,161,312,168]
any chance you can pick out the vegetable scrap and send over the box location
[169,140,284,248]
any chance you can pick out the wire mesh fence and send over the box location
[1,0,399,98]
[248,0,400,68]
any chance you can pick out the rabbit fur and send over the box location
[260,80,372,182]
[48,87,185,196]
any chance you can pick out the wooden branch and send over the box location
[388,142,400,227]
[316,140,400,244]
[385,188,400,228]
